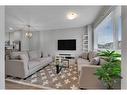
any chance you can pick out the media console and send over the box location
[59,54,75,59]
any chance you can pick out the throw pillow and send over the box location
[88,51,93,61]
[88,51,97,61]
[10,52,22,60]
[90,57,100,65]
[36,50,42,58]
[80,52,88,59]
[19,52,29,63]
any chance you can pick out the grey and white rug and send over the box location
[6,63,79,89]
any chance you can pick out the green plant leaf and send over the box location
[95,50,121,89]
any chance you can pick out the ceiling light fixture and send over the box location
[9,27,13,30]
[66,12,78,20]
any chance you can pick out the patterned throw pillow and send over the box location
[88,51,97,61]
[90,57,100,65]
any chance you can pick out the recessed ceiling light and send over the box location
[66,12,78,20]
[9,27,13,30]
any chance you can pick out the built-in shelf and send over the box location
[82,27,88,52]
[82,25,92,52]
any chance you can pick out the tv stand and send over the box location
[59,54,75,59]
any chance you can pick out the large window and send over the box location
[94,7,121,51]
[94,13,113,50]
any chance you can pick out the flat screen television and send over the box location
[58,39,76,50]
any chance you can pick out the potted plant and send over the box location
[95,50,121,89]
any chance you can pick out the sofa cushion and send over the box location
[88,51,97,61]
[77,58,91,71]
[10,51,21,59]
[90,57,100,65]
[19,52,29,63]
[100,58,107,65]
[80,52,88,59]
[10,51,28,60]
[28,59,42,69]
[77,58,90,64]
[29,51,40,60]
[39,57,53,64]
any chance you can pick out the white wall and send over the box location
[30,31,40,50]
[93,6,114,28]
[0,6,5,89]
[121,6,127,89]
[5,32,9,41]
[40,27,85,57]
[5,31,40,51]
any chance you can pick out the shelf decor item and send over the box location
[13,40,21,51]
[95,50,122,89]
[82,32,88,52]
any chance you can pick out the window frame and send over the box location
[93,7,121,51]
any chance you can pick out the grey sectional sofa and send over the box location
[5,50,53,78]
[77,51,106,89]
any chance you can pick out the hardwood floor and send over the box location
[5,80,42,90]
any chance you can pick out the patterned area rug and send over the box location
[6,63,79,89]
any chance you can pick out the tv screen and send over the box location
[58,39,76,50]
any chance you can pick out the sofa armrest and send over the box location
[6,60,29,78]
[79,65,104,89]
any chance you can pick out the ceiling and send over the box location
[5,6,103,32]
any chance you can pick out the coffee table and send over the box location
[55,59,69,74]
